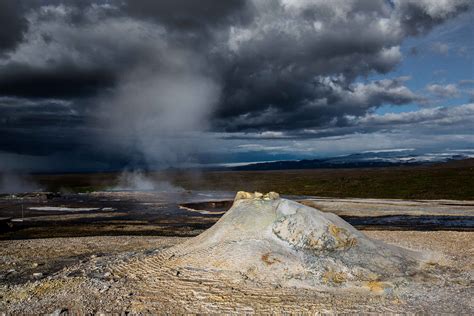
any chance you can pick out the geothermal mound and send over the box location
[149,192,428,290]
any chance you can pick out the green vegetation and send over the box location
[34,159,474,200]
[172,161,474,200]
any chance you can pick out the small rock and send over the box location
[99,285,110,293]
[67,270,83,277]
[50,308,68,316]
[32,263,38,268]
[33,272,43,278]
[254,192,263,198]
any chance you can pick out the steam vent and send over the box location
[127,192,428,293]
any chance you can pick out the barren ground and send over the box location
[0,231,472,313]
[0,192,472,313]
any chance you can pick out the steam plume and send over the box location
[112,170,184,192]
[0,173,41,194]
[99,42,220,169]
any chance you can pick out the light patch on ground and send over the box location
[179,205,226,215]
[28,207,110,212]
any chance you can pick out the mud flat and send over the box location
[300,198,474,230]
[0,191,234,239]
[1,191,472,240]
[0,192,473,314]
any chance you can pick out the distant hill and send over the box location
[231,150,474,171]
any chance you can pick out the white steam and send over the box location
[0,173,42,194]
[96,26,221,168]
[112,170,184,192]
[106,70,219,167]
[91,24,222,190]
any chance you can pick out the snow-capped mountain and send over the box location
[231,149,474,170]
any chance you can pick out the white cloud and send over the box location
[426,83,459,98]
[354,103,474,127]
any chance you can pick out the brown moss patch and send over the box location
[328,224,357,250]
[4,278,83,303]
[261,252,282,266]
[366,281,391,294]
[322,269,347,284]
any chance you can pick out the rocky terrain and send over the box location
[0,192,472,313]
[144,192,427,290]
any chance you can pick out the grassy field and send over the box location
[31,159,474,200]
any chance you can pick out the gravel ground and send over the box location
[0,231,472,314]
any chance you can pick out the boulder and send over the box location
[156,192,428,290]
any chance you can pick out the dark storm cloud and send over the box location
[215,76,423,132]
[0,63,115,99]
[0,96,137,172]
[218,102,474,142]
[0,0,468,108]
[0,0,472,171]
[0,97,87,155]
[0,1,29,53]
[210,0,470,132]
[0,0,236,99]
[124,0,252,30]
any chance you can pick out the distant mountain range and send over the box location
[230,149,474,171]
